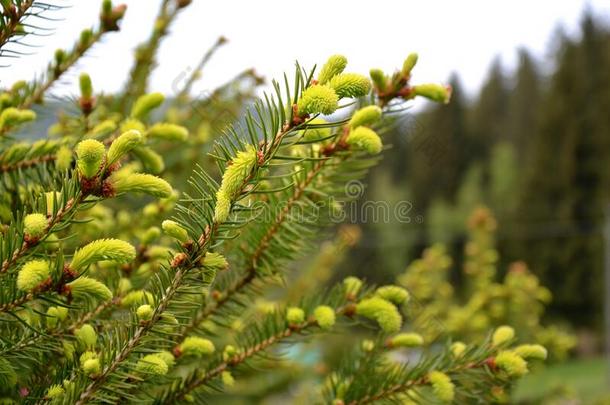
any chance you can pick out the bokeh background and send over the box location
[3,0,610,402]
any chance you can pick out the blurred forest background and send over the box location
[341,10,609,343]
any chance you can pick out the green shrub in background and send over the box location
[400,206,576,361]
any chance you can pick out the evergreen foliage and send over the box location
[0,1,544,403]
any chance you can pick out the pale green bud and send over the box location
[451,341,466,357]
[54,48,66,65]
[136,354,168,376]
[79,350,97,367]
[82,358,101,376]
[120,118,146,134]
[117,278,133,295]
[370,68,387,91]
[222,345,238,361]
[0,107,36,129]
[201,252,228,271]
[155,351,175,368]
[428,371,455,402]
[46,306,69,327]
[45,191,63,216]
[217,145,258,199]
[74,324,97,349]
[136,304,153,321]
[142,203,161,217]
[147,123,188,141]
[179,336,215,357]
[106,130,143,166]
[109,172,173,198]
[401,53,418,77]
[55,145,73,171]
[63,341,76,359]
[80,28,93,47]
[343,276,362,295]
[146,246,172,260]
[299,118,332,142]
[79,73,93,99]
[329,73,371,99]
[121,290,154,307]
[131,92,164,120]
[389,332,424,348]
[75,139,105,179]
[346,126,382,154]
[140,227,161,245]
[362,339,375,352]
[161,220,189,243]
[214,145,258,222]
[132,146,165,174]
[495,350,528,377]
[514,344,547,360]
[355,297,402,333]
[17,260,50,291]
[286,307,305,325]
[492,325,515,346]
[23,213,47,239]
[90,120,117,138]
[412,83,452,104]
[213,194,231,223]
[66,277,112,302]
[222,371,235,387]
[297,85,339,116]
[46,384,65,399]
[70,239,135,272]
[313,305,335,330]
[375,285,409,305]
[349,106,382,129]
[317,54,348,85]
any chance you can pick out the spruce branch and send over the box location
[176,149,340,341]
[73,265,188,405]
[165,304,352,403]
[66,65,320,402]
[344,360,488,405]
[0,154,55,174]
[70,81,308,404]
[18,1,126,109]
[177,99,385,344]
[1,238,133,313]
[0,0,34,52]
[0,195,79,275]
[120,0,189,112]
[0,295,120,357]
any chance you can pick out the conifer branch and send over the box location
[0,0,34,51]
[18,1,126,108]
[0,154,55,174]
[0,195,79,274]
[0,295,120,356]
[345,360,488,405]
[72,81,308,403]
[19,30,103,109]
[74,266,188,405]
[177,152,337,341]
[167,305,350,403]
[120,0,188,112]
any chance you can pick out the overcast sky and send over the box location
[2,1,610,101]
